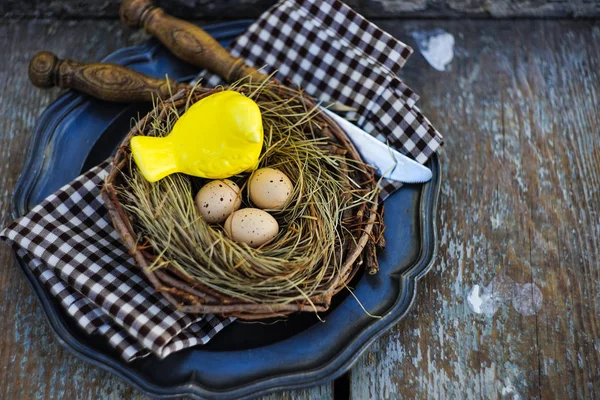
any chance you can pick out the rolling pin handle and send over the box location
[120,0,155,28]
[120,0,269,83]
[29,51,61,89]
[28,50,187,103]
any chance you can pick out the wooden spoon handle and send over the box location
[120,0,268,83]
[28,51,187,102]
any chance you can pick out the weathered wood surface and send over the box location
[351,20,600,399]
[1,17,599,400]
[0,20,157,400]
[3,0,600,19]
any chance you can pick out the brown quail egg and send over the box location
[248,168,293,210]
[195,179,242,224]
[224,208,279,248]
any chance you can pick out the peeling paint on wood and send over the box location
[350,19,600,399]
[411,29,455,71]
[466,274,543,316]
[1,17,600,400]
[2,0,600,19]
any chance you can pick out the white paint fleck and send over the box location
[491,214,502,229]
[467,283,506,315]
[467,285,484,313]
[412,343,422,365]
[412,29,455,71]
[467,274,514,315]
[501,377,522,400]
[467,274,543,316]
[512,282,543,316]
[454,258,463,295]
[372,0,426,13]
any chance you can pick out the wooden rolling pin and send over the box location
[120,0,267,84]
[29,51,187,102]
[28,0,269,103]
[28,52,356,119]
[28,8,354,112]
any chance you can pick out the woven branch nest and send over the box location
[102,83,384,320]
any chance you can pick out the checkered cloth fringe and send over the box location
[1,0,442,361]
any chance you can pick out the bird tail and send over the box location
[130,136,178,183]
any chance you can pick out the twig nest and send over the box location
[103,84,383,319]
[248,168,293,210]
[224,208,279,248]
[195,179,242,223]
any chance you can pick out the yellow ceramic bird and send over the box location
[131,90,264,182]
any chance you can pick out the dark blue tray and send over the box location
[11,20,441,400]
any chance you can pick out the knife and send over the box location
[321,108,432,183]
[28,51,431,183]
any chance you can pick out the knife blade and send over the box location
[320,107,432,184]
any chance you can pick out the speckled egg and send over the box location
[195,179,242,224]
[248,168,293,210]
[224,208,279,248]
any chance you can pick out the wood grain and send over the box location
[120,0,268,84]
[0,19,332,400]
[3,0,600,19]
[0,19,151,400]
[28,51,187,102]
[350,19,600,399]
[1,16,600,400]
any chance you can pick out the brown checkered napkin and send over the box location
[200,0,443,199]
[1,162,234,361]
[1,0,443,361]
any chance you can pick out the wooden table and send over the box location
[1,18,599,399]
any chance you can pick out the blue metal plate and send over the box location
[10,20,441,399]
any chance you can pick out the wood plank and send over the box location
[0,19,333,400]
[2,16,600,400]
[350,19,600,399]
[3,0,600,19]
[261,387,334,400]
[0,19,154,400]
